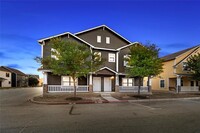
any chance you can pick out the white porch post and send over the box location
[177,75,181,93]
[89,74,93,92]
[115,74,119,92]
[43,72,48,94]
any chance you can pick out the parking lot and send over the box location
[1,87,200,133]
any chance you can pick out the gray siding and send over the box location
[118,47,130,73]
[93,49,116,71]
[43,34,89,58]
[77,27,129,49]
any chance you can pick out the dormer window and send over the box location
[97,36,101,43]
[106,37,110,44]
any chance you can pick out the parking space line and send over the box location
[130,103,158,110]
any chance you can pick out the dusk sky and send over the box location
[0,0,200,78]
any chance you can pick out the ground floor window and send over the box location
[196,81,199,86]
[122,78,134,86]
[191,81,194,86]
[62,76,74,86]
[160,80,165,88]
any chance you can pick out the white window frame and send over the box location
[97,36,101,43]
[51,48,58,60]
[106,37,110,44]
[94,52,101,61]
[160,79,165,88]
[62,76,77,86]
[108,53,115,62]
[122,78,134,87]
[124,55,129,66]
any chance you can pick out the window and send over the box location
[160,80,165,88]
[196,81,199,86]
[51,48,58,60]
[6,73,9,77]
[182,62,190,71]
[124,55,129,66]
[122,78,134,86]
[9,81,11,84]
[94,52,101,61]
[97,36,101,43]
[108,53,115,62]
[181,80,183,86]
[62,76,74,86]
[106,37,110,44]
[191,81,194,86]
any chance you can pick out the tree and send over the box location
[125,43,163,95]
[36,38,103,98]
[28,77,39,87]
[187,53,200,82]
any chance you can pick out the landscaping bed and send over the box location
[111,91,200,100]
[33,93,105,103]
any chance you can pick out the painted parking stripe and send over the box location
[130,103,159,110]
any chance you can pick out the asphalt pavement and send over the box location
[1,87,200,133]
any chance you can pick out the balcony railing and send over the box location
[48,85,88,92]
[119,86,149,93]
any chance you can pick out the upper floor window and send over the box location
[97,36,101,43]
[182,62,190,71]
[124,55,130,66]
[160,80,165,88]
[94,52,101,61]
[106,37,110,44]
[108,53,115,62]
[122,78,134,86]
[6,73,9,77]
[51,48,58,60]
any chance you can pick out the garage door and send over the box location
[93,77,101,92]
[104,77,111,92]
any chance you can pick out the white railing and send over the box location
[48,85,88,92]
[119,86,149,93]
[181,86,199,92]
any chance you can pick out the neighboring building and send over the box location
[38,25,149,93]
[0,67,12,87]
[1,66,28,87]
[151,45,200,92]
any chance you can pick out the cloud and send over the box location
[28,66,38,69]
[6,64,23,69]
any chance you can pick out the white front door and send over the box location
[104,77,112,92]
[93,77,101,92]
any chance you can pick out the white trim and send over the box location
[117,42,140,51]
[116,52,119,72]
[94,47,117,51]
[74,25,132,43]
[43,72,47,84]
[97,67,118,74]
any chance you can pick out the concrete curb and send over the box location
[29,96,200,105]
[128,97,200,103]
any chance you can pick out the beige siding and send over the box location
[0,71,11,87]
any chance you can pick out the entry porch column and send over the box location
[43,72,48,95]
[176,75,181,93]
[115,74,119,92]
[89,74,93,93]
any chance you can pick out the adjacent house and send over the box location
[38,25,149,94]
[0,67,12,87]
[151,45,200,92]
[0,66,28,87]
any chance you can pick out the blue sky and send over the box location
[0,0,200,78]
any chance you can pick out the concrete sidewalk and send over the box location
[100,93,120,102]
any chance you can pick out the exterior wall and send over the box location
[151,60,175,90]
[0,71,11,87]
[93,49,116,71]
[43,34,90,58]
[118,47,130,73]
[175,47,200,74]
[76,27,129,49]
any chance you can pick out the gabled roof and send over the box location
[2,66,27,76]
[75,25,132,44]
[96,67,117,74]
[161,45,200,61]
[0,66,10,72]
[117,42,141,50]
